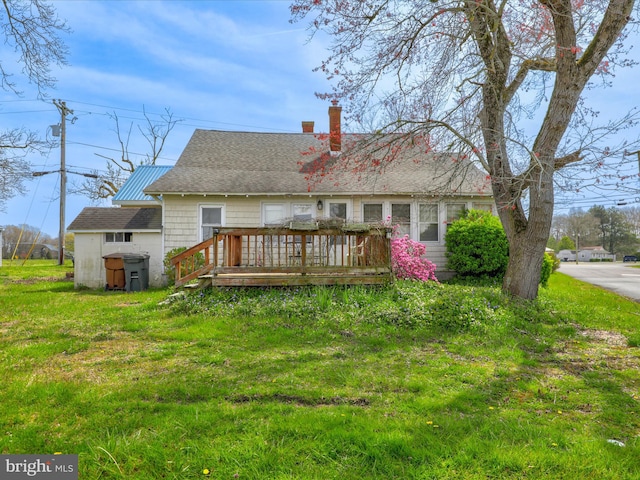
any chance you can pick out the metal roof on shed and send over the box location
[112,165,173,205]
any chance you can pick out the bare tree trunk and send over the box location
[501,172,555,300]
[503,235,543,299]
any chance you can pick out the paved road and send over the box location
[558,262,640,302]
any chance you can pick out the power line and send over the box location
[67,141,178,163]
[0,109,55,115]
[1,97,304,133]
[5,99,639,212]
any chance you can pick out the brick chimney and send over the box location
[301,121,314,133]
[328,100,342,152]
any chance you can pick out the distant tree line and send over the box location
[0,224,74,260]
[549,206,640,257]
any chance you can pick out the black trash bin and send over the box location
[123,254,150,292]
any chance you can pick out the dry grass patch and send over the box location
[559,327,640,371]
[28,334,192,385]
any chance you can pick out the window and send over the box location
[328,201,348,244]
[105,232,132,243]
[391,203,411,236]
[292,203,313,221]
[363,203,383,223]
[201,205,223,240]
[419,204,439,242]
[446,203,466,223]
[329,202,347,221]
[472,203,493,213]
[263,204,286,226]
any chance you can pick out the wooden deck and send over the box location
[170,226,393,288]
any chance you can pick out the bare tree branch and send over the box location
[291,0,640,299]
[0,1,67,207]
[0,0,69,97]
[0,128,53,211]
[72,107,181,201]
[554,150,583,170]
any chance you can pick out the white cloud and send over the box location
[0,2,359,235]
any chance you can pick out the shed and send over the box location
[68,207,163,289]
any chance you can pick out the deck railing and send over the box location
[170,226,392,287]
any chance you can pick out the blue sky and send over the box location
[1,0,640,238]
[1,0,332,237]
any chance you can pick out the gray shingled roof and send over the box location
[68,207,162,232]
[144,129,490,197]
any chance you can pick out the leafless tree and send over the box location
[623,205,640,237]
[1,223,53,258]
[556,208,602,246]
[0,0,68,96]
[73,107,180,201]
[291,0,640,299]
[0,129,37,211]
[0,0,68,208]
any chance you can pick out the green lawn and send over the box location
[1,261,639,479]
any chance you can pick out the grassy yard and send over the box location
[1,261,639,479]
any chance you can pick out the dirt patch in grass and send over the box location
[30,334,190,385]
[227,393,371,407]
[10,276,70,284]
[0,320,20,335]
[546,327,640,378]
[114,301,142,307]
[578,328,627,346]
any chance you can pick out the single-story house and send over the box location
[558,246,615,262]
[579,246,616,262]
[68,104,494,288]
[558,249,577,262]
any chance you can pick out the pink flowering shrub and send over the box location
[390,234,439,282]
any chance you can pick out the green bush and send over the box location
[540,252,556,288]
[550,251,561,272]
[556,235,575,251]
[445,209,509,278]
[163,247,205,286]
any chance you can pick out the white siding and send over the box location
[73,232,163,289]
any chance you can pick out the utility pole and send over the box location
[53,100,73,266]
